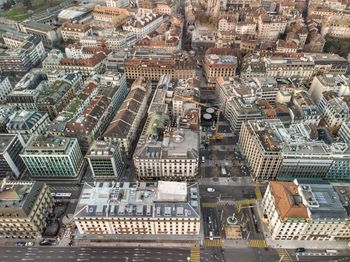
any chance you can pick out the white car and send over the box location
[207,188,215,193]
[26,242,34,247]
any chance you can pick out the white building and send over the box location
[0,76,14,103]
[6,110,50,145]
[262,180,350,241]
[73,181,201,236]
[122,13,163,39]
[106,0,129,8]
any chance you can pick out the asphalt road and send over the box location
[199,185,256,202]
[0,247,191,262]
[224,247,280,262]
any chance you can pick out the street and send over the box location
[0,247,191,262]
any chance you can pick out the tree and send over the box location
[22,0,32,9]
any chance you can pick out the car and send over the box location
[295,248,305,253]
[39,239,55,246]
[207,188,215,193]
[16,241,26,247]
[209,231,214,240]
[26,242,34,247]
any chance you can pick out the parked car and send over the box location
[207,187,215,193]
[39,239,55,246]
[26,242,34,247]
[295,248,305,253]
[16,241,26,247]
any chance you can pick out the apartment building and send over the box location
[122,13,163,39]
[2,31,30,49]
[0,36,46,75]
[258,14,287,42]
[318,91,349,133]
[0,76,14,103]
[321,16,350,39]
[309,74,349,104]
[103,78,152,155]
[92,6,130,25]
[339,121,350,144]
[203,48,238,86]
[36,79,76,120]
[218,16,236,32]
[21,136,83,178]
[6,110,50,145]
[73,181,200,237]
[0,134,26,178]
[86,141,124,179]
[61,23,92,42]
[0,179,54,239]
[106,0,129,8]
[262,180,350,241]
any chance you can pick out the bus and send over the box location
[51,193,72,200]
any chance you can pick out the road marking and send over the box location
[255,186,262,200]
[248,240,268,248]
[204,239,222,247]
[202,202,216,208]
[190,245,200,262]
[277,249,293,261]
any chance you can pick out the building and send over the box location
[6,69,48,110]
[2,31,30,49]
[257,14,287,42]
[0,36,46,75]
[203,48,238,86]
[6,110,50,145]
[106,0,129,8]
[240,119,350,182]
[339,121,350,144]
[86,141,124,179]
[318,92,349,133]
[124,51,195,81]
[103,77,152,155]
[21,136,83,178]
[0,76,13,103]
[0,179,54,239]
[321,16,350,39]
[262,180,350,241]
[92,6,130,25]
[36,79,76,120]
[309,74,349,105]
[73,181,200,237]
[239,119,283,181]
[0,134,26,178]
[122,13,163,39]
[16,21,61,48]
[61,23,92,42]
[134,114,199,180]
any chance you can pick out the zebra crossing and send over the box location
[276,249,293,261]
[248,239,268,248]
[202,202,217,208]
[204,239,222,247]
[190,245,200,262]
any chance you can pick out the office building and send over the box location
[74,181,200,236]
[0,134,26,178]
[262,180,350,241]
[21,136,83,178]
[0,179,54,239]
[86,141,124,179]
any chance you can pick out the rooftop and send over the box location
[0,134,18,154]
[74,181,200,219]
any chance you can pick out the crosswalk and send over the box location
[255,186,262,200]
[248,239,268,248]
[190,245,200,262]
[202,202,217,208]
[276,249,293,261]
[204,239,222,247]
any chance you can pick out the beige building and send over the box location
[321,16,350,39]
[258,15,287,42]
[0,179,54,239]
[262,180,350,241]
[239,120,283,181]
[61,23,92,42]
[73,181,201,237]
